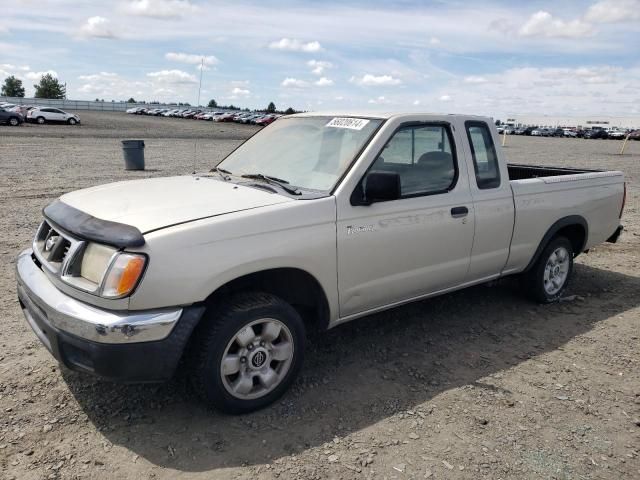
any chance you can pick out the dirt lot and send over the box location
[1,111,639,480]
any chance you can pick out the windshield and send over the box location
[218,116,383,191]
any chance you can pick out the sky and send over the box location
[1,0,639,117]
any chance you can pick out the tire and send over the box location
[8,117,19,126]
[523,236,574,303]
[189,292,305,414]
[36,116,45,125]
[68,118,76,125]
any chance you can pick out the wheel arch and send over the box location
[524,215,588,272]
[202,267,331,333]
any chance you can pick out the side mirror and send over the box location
[352,170,401,205]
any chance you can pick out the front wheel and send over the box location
[68,118,76,125]
[8,117,19,126]
[523,236,574,303]
[190,292,305,414]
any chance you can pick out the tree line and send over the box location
[1,74,66,99]
[208,99,297,114]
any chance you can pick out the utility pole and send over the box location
[193,57,204,174]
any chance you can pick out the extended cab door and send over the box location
[462,121,515,281]
[335,119,475,318]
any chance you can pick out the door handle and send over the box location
[451,206,469,218]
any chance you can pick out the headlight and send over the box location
[101,253,147,298]
[80,243,117,284]
[73,244,146,298]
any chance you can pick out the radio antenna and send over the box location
[193,57,204,174]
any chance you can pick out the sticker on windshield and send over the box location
[326,117,370,130]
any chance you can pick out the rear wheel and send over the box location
[523,236,573,303]
[36,116,45,125]
[190,292,305,414]
[8,117,19,126]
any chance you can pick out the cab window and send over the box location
[369,124,457,198]
[465,121,501,189]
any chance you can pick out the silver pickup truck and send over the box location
[16,112,625,413]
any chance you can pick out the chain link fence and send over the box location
[0,96,201,112]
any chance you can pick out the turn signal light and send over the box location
[102,253,147,298]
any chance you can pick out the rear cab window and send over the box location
[465,121,501,189]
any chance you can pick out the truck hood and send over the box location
[59,175,293,233]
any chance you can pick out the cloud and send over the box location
[413,99,421,105]
[122,0,196,18]
[0,64,30,72]
[75,70,200,101]
[518,11,593,38]
[268,38,323,53]
[464,76,488,84]
[584,0,640,23]
[77,72,133,95]
[79,16,116,39]
[429,37,441,45]
[307,59,332,75]
[350,74,402,86]
[439,95,451,101]
[25,70,58,81]
[231,87,250,96]
[146,69,197,83]
[78,72,118,81]
[314,77,334,87]
[368,96,390,104]
[281,77,309,88]
[165,52,219,66]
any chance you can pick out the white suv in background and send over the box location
[27,107,81,125]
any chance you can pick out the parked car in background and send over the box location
[217,112,237,122]
[255,115,278,126]
[10,105,34,117]
[531,129,543,136]
[0,106,24,126]
[607,129,628,139]
[628,129,640,140]
[551,128,564,137]
[563,129,578,137]
[584,128,608,139]
[27,107,80,125]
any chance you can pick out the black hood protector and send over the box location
[43,200,145,248]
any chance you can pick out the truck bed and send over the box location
[504,162,624,275]
[507,163,600,180]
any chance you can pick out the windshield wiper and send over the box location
[240,173,301,195]
[210,166,232,181]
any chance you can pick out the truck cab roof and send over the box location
[290,111,494,123]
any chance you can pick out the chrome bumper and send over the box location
[16,249,182,344]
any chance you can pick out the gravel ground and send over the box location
[1,111,639,480]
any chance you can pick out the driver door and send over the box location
[336,122,475,317]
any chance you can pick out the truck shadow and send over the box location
[62,262,640,472]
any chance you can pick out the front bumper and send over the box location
[16,249,205,382]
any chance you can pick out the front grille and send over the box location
[33,221,83,275]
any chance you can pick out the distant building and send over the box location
[501,115,639,130]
